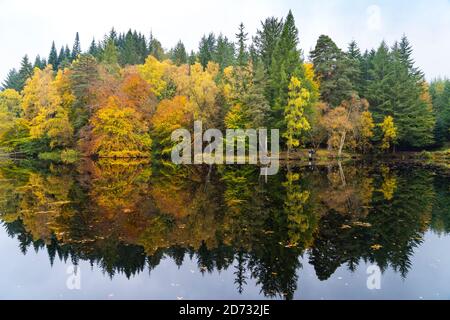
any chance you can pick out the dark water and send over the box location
[0,159,449,300]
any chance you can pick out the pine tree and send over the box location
[33,55,46,69]
[71,32,81,61]
[254,17,283,72]
[310,35,356,106]
[235,23,248,66]
[57,46,66,68]
[269,10,303,128]
[215,35,235,70]
[398,35,423,80]
[171,40,188,66]
[101,38,119,70]
[17,55,34,91]
[65,45,71,61]
[48,41,59,69]
[148,32,165,60]
[120,30,140,65]
[367,40,435,148]
[198,33,216,68]
[347,40,363,95]
[69,54,99,132]
[89,38,98,57]
[188,50,197,65]
[431,79,450,144]
[1,69,21,91]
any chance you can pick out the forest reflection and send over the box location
[0,159,449,299]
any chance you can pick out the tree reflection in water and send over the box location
[0,159,447,299]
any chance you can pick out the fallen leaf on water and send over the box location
[353,222,372,228]
[341,225,352,230]
[371,244,383,250]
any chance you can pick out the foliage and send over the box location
[379,116,398,152]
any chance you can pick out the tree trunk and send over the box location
[338,131,347,158]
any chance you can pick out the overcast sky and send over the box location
[1,0,449,83]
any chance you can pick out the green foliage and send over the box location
[310,35,357,106]
[269,10,303,128]
[365,40,435,148]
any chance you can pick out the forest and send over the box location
[1,10,449,161]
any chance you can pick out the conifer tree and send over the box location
[310,35,356,106]
[198,33,216,68]
[235,23,248,66]
[254,17,283,72]
[148,32,165,61]
[1,69,21,91]
[33,55,46,69]
[171,41,188,66]
[270,10,302,127]
[71,32,81,61]
[48,41,59,69]
[215,35,235,70]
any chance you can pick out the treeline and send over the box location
[0,10,449,159]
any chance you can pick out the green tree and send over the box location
[16,55,34,91]
[270,10,303,128]
[48,41,59,70]
[171,41,188,66]
[1,69,21,91]
[310,35,356,106]
[235,23,249,66]
[367,40,435,148]
[430,79,450,144]
[254,17,283,73]
[148,32,165,61]
[198,33,216,68]
[71,32,81,61]
[215,35,235,70]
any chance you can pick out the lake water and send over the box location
[0,159,449,300]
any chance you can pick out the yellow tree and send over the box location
[283,76,312,158]
[356,111,375,153]
[152,95,194,154]
[29,69,74,149]
[21,66,54,120]
[20,66,74,149]
[188,62,220,128]
[90,96,152,158]
[138,55,169,98]
[0,89,22,138]
[379,115,397,152]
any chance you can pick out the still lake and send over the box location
[0,159,449,300]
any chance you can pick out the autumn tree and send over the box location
[152,95,194,154]
[321,96,368,157]
[90,96,151,158]
[28,68,74,149]
[283,76,312,157]
[379,115,397,152]
[0,89,22,139]
[138,55,169,98]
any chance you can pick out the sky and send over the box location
[1,0,449,83]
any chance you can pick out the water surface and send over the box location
[0,159,449,300]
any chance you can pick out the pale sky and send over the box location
[1,0,449,83]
